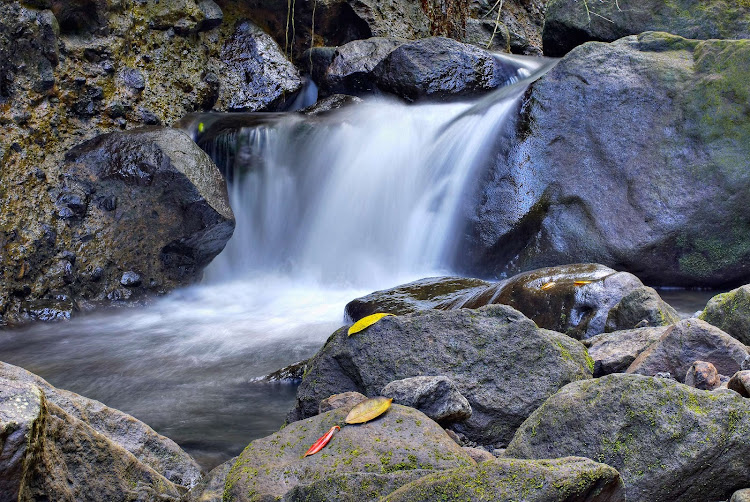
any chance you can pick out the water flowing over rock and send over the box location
[223,405,474,501]
[700,285,750,345]
[505,374,750,502]
[288,304,593,445]
[543,0,750,56]
[463,32,750,287]
[384,457,625,502]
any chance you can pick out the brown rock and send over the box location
[684,361,720,390]
[318,391,368,414]
[463,446,495,463]
[729,371,750,398]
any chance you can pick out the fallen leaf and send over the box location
[541,281,556,290]
[345,397,393,424]
[347,313,394,336]
[574,280,592,286]
[303,425,340,457]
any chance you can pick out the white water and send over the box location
[0,56,553,469]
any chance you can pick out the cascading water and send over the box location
[0,55,561,469]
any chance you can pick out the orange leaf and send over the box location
[303,425,340,457]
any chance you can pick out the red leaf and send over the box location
[303,425,340,457]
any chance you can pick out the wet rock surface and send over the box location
[506,374,750,502]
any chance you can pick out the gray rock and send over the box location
[120,67,146,91]
[120,270,141,287]
[381,376,472,424]
[744,355,750,371]
[318,391,368,414]
[506,374,750,502]
[700,285,750,345]
[463,32,750,288]
[214,20,302,111]
[605,286,680,332]
[627,319,749,382]
[728,371,750,398]
[224,405,475,501]
[543,0,750,56]
[289,304,593,445]
[384,457,625,502]
[260,359,309,383]
[584,327,666,377]
[187,456,236,502]
[323,37,405,95]
[732,488,750,502]
[300,94,363,116]
[684,360,720,390]
[197,0,222,31]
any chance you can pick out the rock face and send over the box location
[0,362,200,501]
[384,457,625,502]
[289,304,593,445]
[223,405,475,501]
[584,327,666,377]
[380,376,472,424]
[465,0,546,56]
[543,0,750,56]
[506,374,750,502]
[463,32,750,288]
[346,264,677,339]
[700,285,750,345]
[626,319,749,382]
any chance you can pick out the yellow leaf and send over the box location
[347,313,394,336]
[574,280,592,286]
[345,397,393,424]
[541,281,556,290]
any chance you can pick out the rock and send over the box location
[288,304,593,445]
[543,0,750,56]
[684,361,720,390]
[300,94,363,116]
[744,356,750,371]
[700,285,750,345]
[187,456,236,502]
[372,37,519,101]
[318,392,368,414]
[733,488,750,502]
[604,286,680,332]
[223,405,475,501]
[259,359,309,383]
[322,37,405,95]
[384,456,625,502]
[381,376,472,424]
[626,319,749,382]
[505,374,750,502]
[584,327,666,377]
[463,32,750,288]
[0,362,200,500]
[728,371,750,397]
[215,20,302,111]
[120,271,142,287]
[462,446,495,463]
[197,0,222,31]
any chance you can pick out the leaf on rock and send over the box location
[345,397,393,424]
[541,282,556,290]
[303,425,340,457]
[347,313,394,336]
[574,280,592,286]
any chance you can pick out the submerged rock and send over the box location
[384,457,625,502]
[288,304,593,445]
[700,285,750,345]
[223,405,474,501]
[505,374,750,502]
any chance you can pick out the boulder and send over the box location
[288,304,593,445]
[729,371,750,398]
[0,362,200,501]
[187,457,236,502]
[380,376,472,424]
[318,392,369,414]
[462,447,495,463]
[466,0,545,55]
[223,405,475,501]
[321,37,405,95]
[684,361,720,390]
[505,374,750,502]
[384,456,625,502]
[733,488,750,502]
[300,94,363,116]
[583,327,666,377]
[214,20,302,111]
[626,319,749,382]
[604,286,680,332]
[462,32,750,288]
[372,37,519,101]
[543,0,750,56]
[700,285,750,345]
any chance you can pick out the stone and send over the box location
[197,0,222,31]
[322,37,405,95]
[627,319,749,382]
[260,359,309,383]
[318,392,368,414]
[187,456,236,502]
[462,446,495,463]
[543,0,750,56]
[384,457,625,502]
[505,374,750,502]
[684,361,720,390]
[465,0,545,55]
[120,271,142,287]
[300,93,363,116]
[288,305,593,445]
[728,371,750,398]
[604,286,680,332]
[732,488,750,502]
[463,32,750,288]
[381,376,472,424]
[223,405,475,501]
[584,327,666,377]
[700,285,750,345]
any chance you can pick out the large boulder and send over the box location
[384,456,625,502]
[462,32,750,288]
[288,304,593,445]
[0,362,200,501]
[319,37,406,95]
[543,0,750,56]
[583,327,667,377]
[700,285,750,345]
[505,374,750,502]
[626,319,750,382]
[223,405,475,501]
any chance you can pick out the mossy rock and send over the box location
[700,285,750,345]
[506,374,750,502]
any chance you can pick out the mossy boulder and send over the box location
[583,327,667,377]
[463,32,750,288]
[223,404,475,501]
[288,304,593,445]
[505,374,750,502]
[383,456,625,502]
[700,285,750,345]
[604,286,680,332]
[543,0,750,56]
